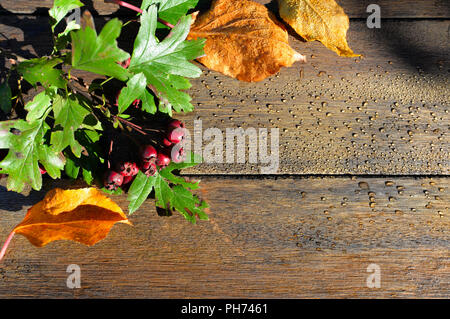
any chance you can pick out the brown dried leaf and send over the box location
[187,0,306,82]
[278,0,359,57]
[13,188,131,247]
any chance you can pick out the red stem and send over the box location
[108,140,114,169]
[115,116,148,135]
[158,19,175,29]
[0,231,15,262]
[107,0,175,28]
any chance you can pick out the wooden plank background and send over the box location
[0,177,448,298]
[0,0,448,298]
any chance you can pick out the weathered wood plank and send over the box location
[181,19,450,175]
[0,17,449,175]
[1,0,450,18]
[0,177,448,298]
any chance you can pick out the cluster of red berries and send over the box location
[103,119,187,191]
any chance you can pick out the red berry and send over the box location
[104,170,124,190]
[39,166,47,175]
[168,119,185,130]
[140,145,157,162]
[156,152,171,169]
[167,127,185,144]
[142,162,157,177]
[162,138,173,147]
[171,146,186,163]
[123,175,135,185]
[140,160,151,170]
[116,162,138,177]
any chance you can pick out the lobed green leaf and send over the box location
[129,5,204,115]
[118,73,147,114]
[17,58,66,89]
[141,0,199,26]
[0,116,65,192]
[50,94,90,157]
[71,18,130,81]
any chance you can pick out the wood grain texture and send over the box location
[182,18,450,175]
[0,177,448,298]
[1,0,450,18]
[0,16,448,175]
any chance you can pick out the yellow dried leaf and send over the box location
[278,0,359,57]
[13,188,131,247]
[187,0,306,82]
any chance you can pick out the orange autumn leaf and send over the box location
[278,0,359,57]
[187,0,306,82]
[11,188,131,248]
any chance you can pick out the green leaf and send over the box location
[0,80,12,113]
[129,5,204,114]
[63,129,103,184]
[154,173,173,209]
[159,168,199,190]
[141,0,198,25]
[102,187,124,195]
[154,174,208,223]
[126,153,207,221]
[55,20,81,51]
[60,19,81,36]
[140,89,157,114]
[154,151,207,222]
[117,73,147,114]
[0,121,15,149]
[81,113,103,131]
[50,94,90,156]
[0,117,64,192]
[159,152,202,189]
[17,58,66,89]
[170,185,209,222]
[81,167,94,185]
[64,153,80,179]
[24,88,56,122]
[49,0,83,30]
[71,18,131,81]
[127,171,157,214]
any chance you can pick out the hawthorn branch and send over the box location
[113,115,148,135]
[105,0,175,28]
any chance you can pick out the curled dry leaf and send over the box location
[0,188,130,259]
[187,0,306,82]
[278,0,358,57]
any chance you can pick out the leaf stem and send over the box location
[108,139,113,169]
[0,231,15,262]
[100,76,114,87]
[158,18,175,29]
[114,115,147,135]
[105,0,175,28]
